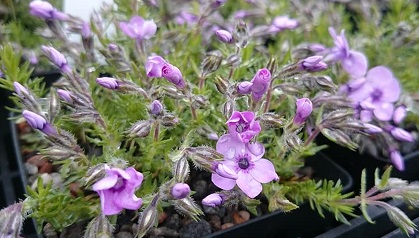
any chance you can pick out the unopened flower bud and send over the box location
[161,114,179,127]
[13,82,29,97]
[299,56,327,72]
[0,202,24,238]
[237,81,253,94]
[222,101,234,119]
[322,128,357,150]
[96,77,121,89]
[41,46,71,74]
[393,106,407,125]
[363,123,383,134]
[173,157,190,182]
[171,183,191,199]
[85,164,107,187]
[202,193,224,207]
[273,83,304,95]
[149,100,163,115]
[215,30,233,43]
[285,134,302,151]
[234,21,249,48]
[390,149,404,171]
[57,89,74,104]
[81,22,91,39]
[214,163,238,179]
[257,113,286,128]
[41,147,73,161]
[84,214,113,238]
[23,110,57,136]
[128,120,152,137]
[186,147,223,171]
[323,110,354,125]
[172,197,203,221]
[29,0,68,20]
[201,51,223,76]
[192,95,208,109]
[197,126,219,140]
[315,76,337,92]
[223,54,241,67]
[214,76,229,94]
[293,98,312,126]
[162,63,185,88]
[251,68,271,101]
[390,127,414,142]
[136,196,159,238]
[163,85,186,99]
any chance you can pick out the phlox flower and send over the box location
[226,111,261,143]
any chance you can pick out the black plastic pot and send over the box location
[205,152,353,238]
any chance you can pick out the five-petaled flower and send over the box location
[93,166,144,215]
[212,134,279,198]
[226,111,261,143]
[119,16,157,41]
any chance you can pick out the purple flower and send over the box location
[29,0,68,20]
[41,46,71,74]
[119,16,157,41]
[393,106,406,125]
[174,11,198,25]
[293,98,313,126]
[93,166,143,215]
[390,149,404,171]
[212,134,279,198]
[250,68,271,101]
[202,193,224,207]
[326,28,368,77]
[237,81,253,94]
[348,66,400,121]
[161,63,186,88]
[226,111,261,143]
[171,183,191,199]
[96,77,120,89]
[269,16,299,33]
[57,89,74,104]
[389,127,414,142]
[146,55,167,78]
[22,110,57,136]
[215,30,233,44]
[299,56,327,72]
[81,22,91,39]
[150,100,163,115]
[13,82,29,97]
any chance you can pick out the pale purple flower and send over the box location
[299,56,327,72]
[22,110,57,136]
[161,63,186,88]
[390,149,404,171]
[171,183,191,199]
[96,77,121,89]
[29,0,68,20]
[57,89,74,104]
[363,123,383,134]
[202,193,224,207]
[212,134,279,198]
[207,133,219,140]
[250,68,271,101]
[214,163,238,180]
[393,106,406,125]
[269,16,299,33]
[326,28,368,77]
[348,66,400,121]
[13,82,29,97]
[119,16,157,41]
[293,98,313,126]
[150,100,163,115]
[174,11,198,25]
[41,46,71,74]
[146,55,167,78]
[226,111,261,143]
[215,30,233,44]
[93,166,143,215]
[389,127,414,142]
[81,22,91,39]
[237,81,253,94]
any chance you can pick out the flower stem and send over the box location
[304,125,321,146]
[153,122,160,142]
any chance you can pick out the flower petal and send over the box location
[92,174,118,191]
[98,190,123,215]
[216,134,245,159]
[246,142,265,161]
[250,159,279,183]
[211,173,236,190]
[236,171,262,198]
[342,51,368,78]
[373,102,394,121]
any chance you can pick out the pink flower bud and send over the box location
[96,77,120,89]
[215,30,233,44]
[391,127,414,142]
[299,56,328,72]
[250,68,271,101]
[57,89,74,104]
[171,183,191,199]
[393,106,406,125]
[237,81,253,94]
[145,55,167,78]
[161,63,185,88]
[390,150,404,171]
[202,193,223,207]
[293,98,313,126]
[150,100,163,115]
[13,82,29,97]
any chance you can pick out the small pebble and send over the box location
[203,205,219,215]
[116,231,134,238]
[159,211,168,224]
[25,162,38,175]
[207,214,221,231]
[39,161,53,173]
[179,220,211,238]
[120,224,133,232]
[164,213,181,230]
[151,227,179,238]
[233,210,250,224]
[221,223,235,230]
[50,172,62,188]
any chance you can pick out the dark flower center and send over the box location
[238,156,250,169]
[371,89,383,101]
[236,121,249,133]
[112,178,126,191]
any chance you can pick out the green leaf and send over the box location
[360,169,375,224]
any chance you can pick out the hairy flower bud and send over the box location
[57,89,74,104]
[393,106,407,125]
[191,95,208,109]
[0,202,24,238]
[84,214,113,238]
[222,101,234,119]
[202,193,224,207]
[234,21,249,48]
[201,51,223,76]
[13,82,29,97]
[273,83,304,96]
[390,127,414,142]
[299,56,328,72]
[172,197,203,221]
[293,98,313,126]
[284,133,302,151]
[162,63,186,88]
[128,120,152,137]
[215,30,233,43]
[322,110,354,125]
[315,76,338,92]
[161,114,179,127]
[96,77,120,89]
[149,100,163,115]
[321,128,357,150]
[223,54,241,67]
[363,123,383,134]
[162,85,186,99]
[172,156,190,182]
[41,46,71,74]
[186,146,224,171]
[23,110,57,136]
[257,113,286,128]
[237,81,253,94]
[250,68,271,101]
[214,76,229,94]
[171,183,191,199]
[136,196,159,238]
